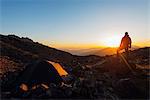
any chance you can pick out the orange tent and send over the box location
[48,61,68,76]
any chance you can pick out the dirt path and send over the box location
[119,53,149,77]
[119,54,136,75]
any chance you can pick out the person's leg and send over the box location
[125,48,128,52]
[125,47,129,59]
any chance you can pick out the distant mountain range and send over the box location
[63,46,140,56]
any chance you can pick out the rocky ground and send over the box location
[1,48,149,99]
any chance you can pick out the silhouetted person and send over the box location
[117,32,132,56]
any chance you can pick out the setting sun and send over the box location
[102,36,121,47]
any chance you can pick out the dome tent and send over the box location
[17,60,68,88]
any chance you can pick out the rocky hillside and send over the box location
[0,34,73,63]
[0,34,102,75]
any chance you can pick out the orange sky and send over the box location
[41,36,150,50]
[2,0,149,49]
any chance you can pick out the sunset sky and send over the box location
[1,0,150,49]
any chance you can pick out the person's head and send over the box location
[125,32,129,36]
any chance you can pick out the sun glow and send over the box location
[102,36,121,47]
